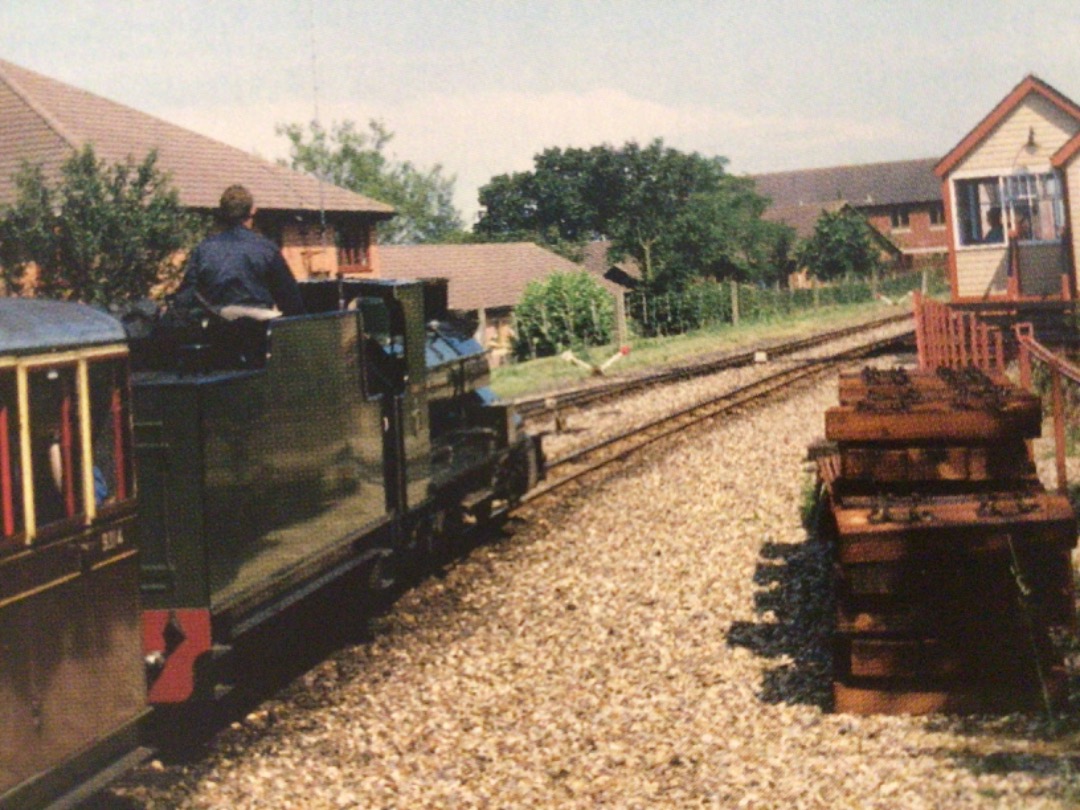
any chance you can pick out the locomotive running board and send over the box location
[229,546,390,638]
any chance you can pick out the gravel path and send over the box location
[110,359,1080,809]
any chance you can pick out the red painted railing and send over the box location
[913,291,1005,372]
[1016,323,1080,495]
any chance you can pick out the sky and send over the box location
[2,1,1080,224]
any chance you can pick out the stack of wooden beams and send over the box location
[818,367,1077,714]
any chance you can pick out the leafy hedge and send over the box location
[512,271,615,359]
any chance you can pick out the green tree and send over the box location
[476,139,785,291]
[278,119,463,244]
[476,146,602,247]
[796,208,883,281]
[512,271,614,359]
[0,146,203,306]
[656,180,795,288]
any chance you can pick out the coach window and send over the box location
[28,364,84,531]
[0,370,23,547]
[89,358,133,507]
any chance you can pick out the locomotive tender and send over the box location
[0,277,542,808]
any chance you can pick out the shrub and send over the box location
[512,271,615,359]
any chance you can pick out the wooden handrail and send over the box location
[1015,323,1080,495]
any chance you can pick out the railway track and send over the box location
[524,326,913,504]
[513,310,913,425]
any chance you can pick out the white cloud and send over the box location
[161,87,907,224]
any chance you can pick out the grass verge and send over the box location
[490,300,909,400]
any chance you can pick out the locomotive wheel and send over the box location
[366,551,394,593]
[417,513,441,564]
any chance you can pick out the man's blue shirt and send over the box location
[177,226,305,315]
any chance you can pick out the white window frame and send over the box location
[952,169,1065,250]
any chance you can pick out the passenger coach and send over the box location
[0,299,145,810]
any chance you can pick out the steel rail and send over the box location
[521,331,911,504]
[513,311,912,423]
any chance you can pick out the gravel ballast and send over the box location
[110,358,1080,809]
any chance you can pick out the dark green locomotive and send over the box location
[134,279,542,703]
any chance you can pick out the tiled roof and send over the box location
[0,58,394,216]
[581,241,641,288]
[378,242,584,311]
[763,200,901,256]
[761,200,848,240]
[752,157,941,209]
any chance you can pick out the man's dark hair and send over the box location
[219,184,254,226]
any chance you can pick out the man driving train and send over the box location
[174,184,306,319]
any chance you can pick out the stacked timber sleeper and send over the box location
[817,366,1077,714]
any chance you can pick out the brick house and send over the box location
[753,157,947,268]
[934,74,1080,306]
[0,58,393,281]
[761,199,903,285]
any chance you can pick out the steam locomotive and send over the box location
[0,277,543,808]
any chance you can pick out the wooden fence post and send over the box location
[730,280,740,327]
[614,290,628,348]
[1053,365,1068,495]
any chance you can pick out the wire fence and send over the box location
[627,267,947,337]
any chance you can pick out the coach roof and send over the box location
[0,299,126,355]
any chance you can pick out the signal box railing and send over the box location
[1016,323,1080,496]
[913,291,1005,372]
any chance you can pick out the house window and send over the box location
[337,225,371,272]
[954,172,1064,247]
[929,203,946,227]
[890,207,910,230]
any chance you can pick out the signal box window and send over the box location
[89,359,133,506]
[0,371,23,547]
[29,365,84,531]
[955,178,1003,246]
[955,172,1065,246]
[1003,172,1065,242]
